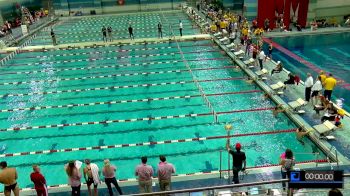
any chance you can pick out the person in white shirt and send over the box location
[311,76,323,105]
[179,21,183,36]
[233,22,238,32]
[345,17,350,26]
[304,73,314,102]
[258,50,266,70]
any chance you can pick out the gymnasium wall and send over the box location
[53,0,184,16]
[310,0,350,22]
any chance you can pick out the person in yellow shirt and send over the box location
[210,23,217,32]
[323,73,336,100]
[319,71,327,85]
[220,20,227,30]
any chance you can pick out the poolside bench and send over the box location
[269,81,285,94]
[313,120,336,135]
[214,32,222,38]
[234,50,244,57]
[243,58,255,67]
[219,37,230,44]
[226,42,235,49]
[255,68,268,76]
[288,98,307,114]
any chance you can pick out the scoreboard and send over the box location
[289,170,343,188]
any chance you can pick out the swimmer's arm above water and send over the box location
[226,138,231,151]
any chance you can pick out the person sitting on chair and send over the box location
[284,73,295,85]
[321,103,337,122]
[314,96,328,114]
[271,61,283,75]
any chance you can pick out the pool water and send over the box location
[31,11,199,46]
[271,32,350,111]
[0,39,325,189]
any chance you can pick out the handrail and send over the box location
[128,179,289,196]
[129,173,350,196]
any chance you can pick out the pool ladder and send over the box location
[327,145,339,170]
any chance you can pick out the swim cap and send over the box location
[277,61,281,64]
[338,109,345,116]
[235,143,241,150]
[225,124,233,131]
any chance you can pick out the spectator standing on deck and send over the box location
[311,76,323,105]
[135,157,153,193]
[65,161,82,196]
[304,73,314,102]
[179,20,183,36]
[158,22,163,39]
[258,50,266,70]
[226,139,246,184]
[280,149,295,190]
[83,159,100,196]
[0,161,19,196]
[101,26,107,42]
[30,165,48,196]
[264,18,270,31]
[157,156,175,191]
[323,73,337,100]
[319,70,327,85]
[107,26,113,42]
[128,25,134,40]
[268,42,273,59]
[50,28,57,45]
[102,159,123,196]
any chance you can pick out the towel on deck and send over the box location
[90,163,100,185]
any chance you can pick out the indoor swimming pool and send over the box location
[0,39,326,189]
[269,32,350,111]
[31,11,199,46]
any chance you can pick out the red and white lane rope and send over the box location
[1,107,274,132]
[0,128,295,158]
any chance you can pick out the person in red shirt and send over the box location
[30,165,48,196]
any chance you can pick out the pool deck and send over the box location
[265,26,350,37]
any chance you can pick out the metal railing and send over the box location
[128,174,350,196]
[160,6,218,123]
[129,179,288,196]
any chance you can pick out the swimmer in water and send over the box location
[263,93,269,100]
[296,128,312,145]
[273,104,285,117]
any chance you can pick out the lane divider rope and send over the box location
[264,38,349,89]
[0,107,274,132]
[0,66,236,86]
[0,57,227,76]
[17,43,213,59]
[12,50,221,66]
[0,128,295,157]
[0,77,244,98]
[0,90,261,113]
